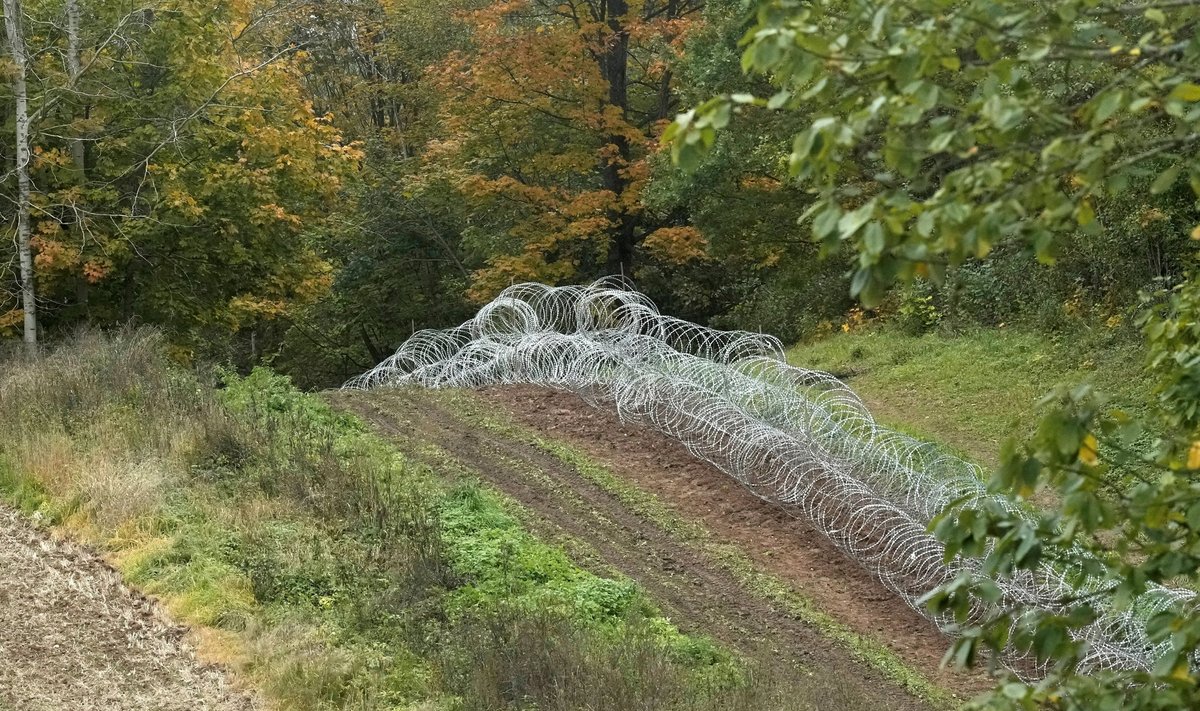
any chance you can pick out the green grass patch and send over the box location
[0,330,868,711]
[786,327,1151,468]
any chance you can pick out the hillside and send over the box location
[787,328,1152,468]
[0,332,967,711]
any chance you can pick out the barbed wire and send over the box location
[345,278,1194,676]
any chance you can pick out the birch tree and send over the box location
[3,0,35,355]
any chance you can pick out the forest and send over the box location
[6,0,1189,385]
[3,1,1200,710]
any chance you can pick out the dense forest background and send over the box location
[1,0,1193,387]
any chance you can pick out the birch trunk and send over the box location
[4,0,36,356]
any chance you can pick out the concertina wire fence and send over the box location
[344,279,1194,676]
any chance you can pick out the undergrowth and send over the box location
[0,329,866,711]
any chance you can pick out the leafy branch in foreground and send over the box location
[667,1,1200,708]
[667,0,1200,306]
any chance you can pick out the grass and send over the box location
[0,329,873,711]
[786,326,1151,468]
[429,388,962,709]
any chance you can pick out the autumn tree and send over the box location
[429,0,705,300]
[265,0,484,385]
[0,0,358,356]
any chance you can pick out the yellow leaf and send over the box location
[1169,83,1200,102]
[1191,224,1200,240]
[1079,434,1100,467]
[1171,661,1193,682]
[1188,441,1200,469]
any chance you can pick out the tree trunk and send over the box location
[66,0,85,172]
[600,0,636,278]
[4,0,36,356]
[67,0,90,313]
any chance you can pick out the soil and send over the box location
[477,385,979,684]
[335,387,990,710]
[0,506,257,711]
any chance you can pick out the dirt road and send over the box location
[0,506,256,711]
[336,387,983,711]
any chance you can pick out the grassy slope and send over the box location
[786,327,1150,468]
[430,388,958,708]
[0,331,876,711]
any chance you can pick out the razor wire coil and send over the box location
[345,279,1195,676]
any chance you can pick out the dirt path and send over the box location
[336,388,964,711]
[0,506,256,711]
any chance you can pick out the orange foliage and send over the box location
[643,226,709,263]
[431,0,704,300]
[0,309,22,331]
[82,260,111,284]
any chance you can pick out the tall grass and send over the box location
[0,330,874,711]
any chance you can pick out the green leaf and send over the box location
[929,130,956,153]
[812,205,842,240]
[838,203,874,239]
[1001,682,1027,700]
[917,210,935,238]
[1152,164,1182,194]
[1092,91,1122,125]
[1188,502,1200,531]
[862,222,886,255]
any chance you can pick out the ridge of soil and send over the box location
[475,386,990,695]
[335,387,980,710]
[0,506,256,711]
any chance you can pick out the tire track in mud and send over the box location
[333,388,946,711]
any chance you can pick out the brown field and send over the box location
[0,507,256,711]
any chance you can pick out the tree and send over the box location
[669,0,1200,305]
[429,0,704,300]
[269,0,483,385]
[643,0,854,338]
[0,0,359,357]
[3,0,35,355]
[669,0,1200,708]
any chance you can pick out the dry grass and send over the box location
[77,454,170,531]
[0,328,227,538]
[0,330,899,711]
